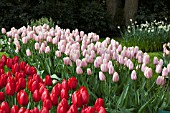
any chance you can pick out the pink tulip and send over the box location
[45,46,50,53]
[117,44,122,52]
[76,59,82,67]
[63,57,71,65]
[137,56,143,64]
[156,64,162,74]
[76,66,83,75]
[128,60,134,70]
[143,54,150,64]
[112,72,119,82]
[156,76,165,85]
[1,28,6,34]
[131,70,137,80]
[109,66,114,75]
[167,63,170,73]
[158,59,163,66]
[34,42,40,50]
[99,72,106,81]
[87,68,92,75]
[100,63,108,72]
[55,51,61,58]
[144,67,152,79]
[162,67,168,77]
[153,57,159,65]
[47,36,52,42]
[52,37,58,44]
[80,31,84,37]
[118,55,124,64]
[81,58,87,67]
[26,49,32,56]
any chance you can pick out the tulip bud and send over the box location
[94,98,104,111]
[0,92,5,102]
[76,66,83,75]
[131,70,137,80]
[153,57,159,65]
[17,90,29,106]
[87,68,92,75]
[26,49,32,56]
[0,101,10,113]
[162,67,168,77]
[68,76,78,90]
[112,72,119,82]
[11,105,19,113]
[156,64,162,74]
[33,89,41,102]
[45,75,52,86]
[43,99,52,110]
[156,76,165,86]
[1,28,6,34]
[144,67,152,79]
[99,72,106,81]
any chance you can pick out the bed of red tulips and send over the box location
[0,55,106,113]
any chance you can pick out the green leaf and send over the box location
[138,97,153,113]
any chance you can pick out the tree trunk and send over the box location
[124,0,138,26]
[106,0,117,24]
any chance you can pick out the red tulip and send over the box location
[33,89,41,102]
[57,98,69,113]
[31,66,37,75]
[0,61,4,69]
[0,101,10,113]
[28,79,38,93]
[45,75,52,86]
[98,106,106,113]
[1,74,8,87]
[18,107,26,113]
[85,106,95,113]
[17,90,29,106]
[24,65,32,75]
[0,69,4,76]
[68,104,78,113]
[33,74,42,83]
[11,105,19,113]
[50,93,58,105]
[12,63,20,74]
[51,83,61,97]
[40,107,49,113]
[38,85,46,96]
[33,107,39,113]
[20,61,26,71]
[68,76,78,90]
[0,92,4,102]
[60,88,69,100]
[13,56,19,64]
[6,82,15,96]
[43,99,52,110]
[94,98,105,111]
[61,79,69,91]
[6,71,12,76]
[81,106,88,113]
[24,109,30,113]
[6,58,13,68]
[72,91,83,107]
[41,90,50,102]
[80,86,89,105]
[1,55,7,64]
[19,77,26,89]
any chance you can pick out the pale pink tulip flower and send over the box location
[55,51,61,58]
[76,66,83,75]
[1,28,6,34]
[112,72,119,82]
[156,64,162,74]
[26,49,32,56]
[156,76,165,85]
[45,46,50,53]
[87,68,92,75]
[167,63,170,73]
[131,70,137,80]
[34,42,40,50]
[153,57,159,65]
[143,54,150,64]
[144,67,152,79]
[162,67,168,77]
[99,71,106,81]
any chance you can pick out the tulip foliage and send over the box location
[0,55,106,113]
[1,24,170,112]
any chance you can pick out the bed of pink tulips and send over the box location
[0,55,106,113]
[1,25,170,112]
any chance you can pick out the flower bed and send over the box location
[1,24,170,112]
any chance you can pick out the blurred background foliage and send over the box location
[0,0,170,37]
